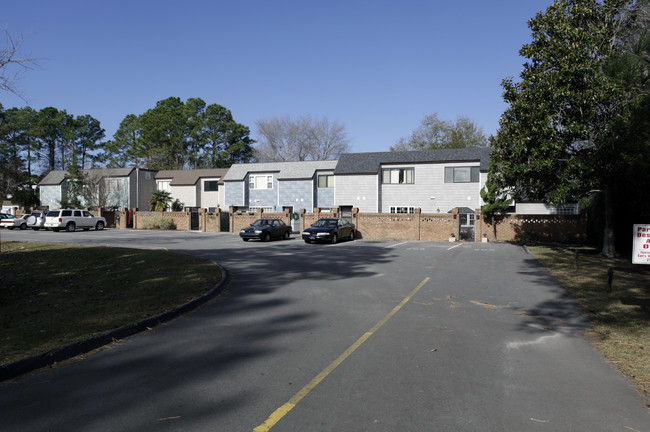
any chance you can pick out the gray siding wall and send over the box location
[248,173,277,209]
[380,162,484,213]
[225,181,245,207]
[105,177,130,209]
[279,179,313,212]
[314,171,334,209]
[40,185,62,209]
[334,174,378,212]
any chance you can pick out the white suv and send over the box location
[44,209,106,232]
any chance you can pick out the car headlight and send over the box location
[254,230,263,234]
[302,231,309,235]
[240,229,246,233]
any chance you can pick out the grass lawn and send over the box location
[0,241,222,365]
[529,245,650,403]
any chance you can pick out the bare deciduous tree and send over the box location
[254,115,351,162]
[0,30,42,100]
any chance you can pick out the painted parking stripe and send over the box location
[383,241,408,249]
[253,277,431,432]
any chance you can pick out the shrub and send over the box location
[141,216,176,230]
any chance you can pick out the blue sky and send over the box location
[2,0,553,154]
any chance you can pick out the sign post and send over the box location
[633,224,650,264]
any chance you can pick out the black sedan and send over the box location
[239,218,292,242]
[302,218,354,244]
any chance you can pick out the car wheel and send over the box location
[264,233,271,242]
[284,231,290,240]
[66,223,76,232]
[19,223,27,230]
[304,239,311,244]
[349,230,354,241]
[96,221,105,230]
[331,234,337,244]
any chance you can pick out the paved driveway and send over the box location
[1,229,649,431]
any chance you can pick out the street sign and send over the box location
[633,224,650,264]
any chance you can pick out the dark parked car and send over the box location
[239,218,292,242]
[302,218,354,244]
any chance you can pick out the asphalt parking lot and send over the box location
[1,228,649,432]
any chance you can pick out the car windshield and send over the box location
[251,219,271,227]
[312,219,338,228]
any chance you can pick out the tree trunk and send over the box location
[601,187,615,257]
[491,218,498,242]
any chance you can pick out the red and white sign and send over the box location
[633,224,650,264]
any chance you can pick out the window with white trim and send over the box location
[390,206,415,214]
[318,174,334,188]
[249,175,273,190]
[444,166,480,183]
[382,168,414,184]
[204,180,218,192]
[249,206,273,212]
[157,180,171,192]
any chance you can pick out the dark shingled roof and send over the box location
[333,148,490,175]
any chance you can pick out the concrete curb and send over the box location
[0,262,229,382]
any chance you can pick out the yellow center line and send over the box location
[253,277,431,432]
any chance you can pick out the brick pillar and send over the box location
[416,208,422,241]
[300,208,307,232]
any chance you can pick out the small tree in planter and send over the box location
[480,174,512,242]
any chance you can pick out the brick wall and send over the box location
[230,209,292,232]
[202,209,221,233]
[476,211,586,243]
[135,211,190,230]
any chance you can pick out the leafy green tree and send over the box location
[391,113,488,151]
[71,114,105,169]
[150,190,172,211]
[107,97,254,169]
[490,0,636,256]
[105,114,143,168]
[35,107,72,171]
[202,103,254,167]
[480,173,513,242]
[0,106,38,200]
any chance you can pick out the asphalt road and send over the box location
[1,229,649,431]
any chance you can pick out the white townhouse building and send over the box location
[333,148,491,214]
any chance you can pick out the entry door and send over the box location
[339,206,353,223]
[284,206,299,233]
[190,210,199,230]
[459,213,475,241]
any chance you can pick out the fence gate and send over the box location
[190,209,199,230]
[458,209,475,241]
[284,206,300,233]
[220,211,230,232]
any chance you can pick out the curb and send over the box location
[0,262,229,382]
